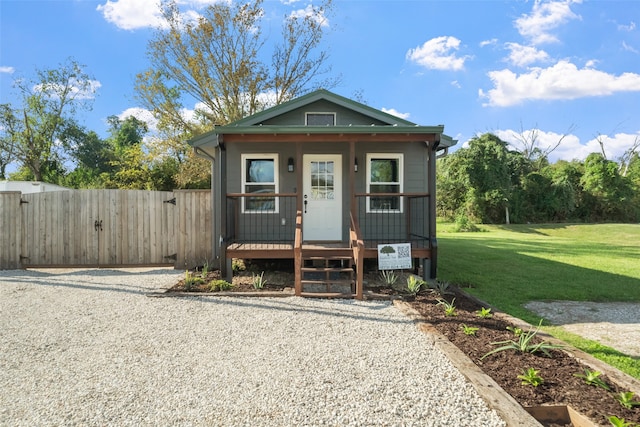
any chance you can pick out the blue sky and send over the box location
[1,0,639,163]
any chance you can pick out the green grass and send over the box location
[437,223,640,378]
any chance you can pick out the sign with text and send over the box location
[377,243,412,270]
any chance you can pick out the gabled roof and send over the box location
[189,89,457,149]
[229,89,416,127]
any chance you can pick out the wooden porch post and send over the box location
[426,136,439,282]
[294,141,303,296]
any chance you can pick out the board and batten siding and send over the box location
[0,189,211,270]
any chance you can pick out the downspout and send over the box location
[427,137,441,281]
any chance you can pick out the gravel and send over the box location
[0,268,505,427]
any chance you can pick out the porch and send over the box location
[223,193,436,300]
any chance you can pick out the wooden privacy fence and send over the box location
[0,189,212,270]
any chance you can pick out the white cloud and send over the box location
[289,4,329,27]
[622,41,639,54]
[118,107,159,131]
[505,43,549,67]
[97,0,165,30]
[480,60,640,107]
[491,128,640,162]
[618,21,636,32]
[494,128,583,161]
[0,66,15,74]
[381,108,410,120]
[480,38,498,47]
[584,132,640,161]
[406,36,470,71]
[515,0,582,45]
[450,80,461,89]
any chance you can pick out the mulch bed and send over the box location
[167,266,640,426]
[409,289,640,427]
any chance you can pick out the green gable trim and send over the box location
[214,125,444,135]
[228,89,417,127]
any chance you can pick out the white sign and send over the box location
[377,243,412,270]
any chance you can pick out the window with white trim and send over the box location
[366,153,403,213]
[305,112,335,126]
[241,154,278,213]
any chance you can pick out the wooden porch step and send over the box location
[301,267,354,273]
[300,292,355,299]
[300,279,354,286]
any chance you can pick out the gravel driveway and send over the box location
[0,268,504,427]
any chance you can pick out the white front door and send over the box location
[303,154,342,241]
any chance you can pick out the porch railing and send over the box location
[353,193,431,248]
[226,193,297,244]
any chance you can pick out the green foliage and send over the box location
[616,392,640,410]
[608,415,639,427]
[430,280,453,297]
[436,132,640,224]
[573,369,610,390]
[200,261,210,279]
[461,324,479,336]
[437,298,457,316]
[452,213,480,232]
[209,280,234,292]
[406,275,425,295]
[183,270,204,291]
[506,326,523,337]
[252,271,266,290]
[481,320,563,360]
[517,367,544,387]
[232,258,246,272]
[379,270,399,286]
[476,307,493,319]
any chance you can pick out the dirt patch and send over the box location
[525,301,640,358]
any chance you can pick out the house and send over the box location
[189,89,456,299]
[0,180,72,194]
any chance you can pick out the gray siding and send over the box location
[261,100,387,126]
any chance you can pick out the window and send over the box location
[306,112,335,126]
[241,154,278,212]
[367,153,403,212]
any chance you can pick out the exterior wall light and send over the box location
[287,157,294,172]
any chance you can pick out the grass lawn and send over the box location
[436,223,640,378]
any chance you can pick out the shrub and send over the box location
[209,280,234,292]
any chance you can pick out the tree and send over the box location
[135,0,337,188]
[510,123,575,171]
[0,59,97,181]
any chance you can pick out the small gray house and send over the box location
[189,89,456,299]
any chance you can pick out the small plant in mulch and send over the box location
[480,319,564,360]
[209,279,234,292]
[476,307,493,319]
[183,271,204,291]
[609,415,640,427]
[506,325,524,336]
[251,272,266,290]
[429,280,453,297]
[616,392,640,410]
[517,367,544,387]
[461,324,479,336]
[574,369,611,390]
[379,270,399,286]
[437,297,457,316]
[405,275,425,296]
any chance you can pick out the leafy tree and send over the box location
[135,0,337,188]
[0,58,97,181]
[581,153,636,221]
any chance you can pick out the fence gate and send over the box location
[19,190,176,267]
